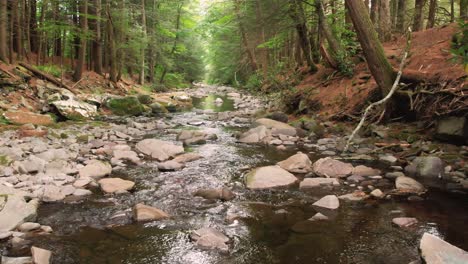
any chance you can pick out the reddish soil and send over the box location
[295,23,467,119]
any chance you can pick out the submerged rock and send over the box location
[190,227,229,252]
[312,157,353,178]
[133,203,169,222]
[405,156,444,179]
[1,256,33,264]
[193,187,236,201]
[135,139,184,161]
[238,125,269,143]
[245,166,297,189]
[277,152,312,173]
[392,217,418,228]
[157,160,185,171]
[308,212,329,221]
[173,153,202,163]
[420,232,468,264]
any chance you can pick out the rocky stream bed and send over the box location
[0,85,467,264]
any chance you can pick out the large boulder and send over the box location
[405,156,444,179]
[3,111,54,126]
[395,176,426,194]
[253,118,297,136]
[135,139,184,161]
[435,116,468,144]
[133,203,169,222]
[98,178,135,193]
[277,152,312,173]
[420,233,468,264]
[51,99,97,120]
[106,96,145,116]
[245,166,297,189]
[238,126,269,144]
[79,160,112,179]
[312,157,353,178]
[0,195,38,232]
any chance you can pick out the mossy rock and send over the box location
[77,134,90,143]
[106,96,145,116]
[150,102,168,114]
[137,94,153,105]
[0,155,12,166]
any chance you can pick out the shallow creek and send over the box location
[6,91,468,264]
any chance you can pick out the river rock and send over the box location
[51,99,97,120]
[313,195,340,210]
[113,150,141,164]
[299,178,339,189]
[193,187,236,201]
[339,191,367,202]
[277,152,312,173]
[106,96,145,116]
[133,203,169,222]
[266,112,289,123]
[3,111,54,126]
[173,153,202,163]
[420,232,468,264]
[98,178,135,193]
[17,222,41,232]
[395,176,426,194]
[435,116,468,144]
[245,166,297,189]
[308,212,329,221]
[405,157,444,179]
[42,185,66,202]
[1,256,33,264]
[0,195,38,232]
[157,160,185,171]
[73,188,92,196]
[392,217,418,228]
[31,246,52,264]
[177,130,208,146]
[15,155,46,174]
[190,227,229,251]
[312,157,353,178]
[238,125,269,143]
[370,189,384,198]
[78,160,112,179]
[254,118,297,136]
[135,139,184,161]
[352,165,381,176]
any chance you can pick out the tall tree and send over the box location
[396,0,406,32]
[345,0,396,95]
[106,0,117,82]
[160,3,183,83]
[379,0,392,41]
[413,0,426,31]
[0,0,7,62]
[233,0,258,72]
[139,0,147,85]
[13,0,22,60]
[91,0,103,74]
[73,0,88,81]
[427,0,437,28]
[29,0,38,53]
[462,0,468,19]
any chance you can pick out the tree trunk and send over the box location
[461,0,468,19]
[73,0,88,82]
[13,0,22,60]
[317,0,345,67]
[413,0,426,31]
[345,0,396,96]
[29,0,38,53]
[255,0,268,79]
[37,0,47,65]
[106,0,117,82]
[233,0,258,72]
[0,0,7,62]
[370,0,379,24]
[160,3,183,84]
[396,0,406,32]
[288,0,317,73]
[139,0,147,85]
[91,0,103,74]
[379,0,391,41]
[427,0,437,28]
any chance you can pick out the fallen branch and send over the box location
[18,62,73,91]
[344,28,412,152]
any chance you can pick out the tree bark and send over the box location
[91,0,103,74]
[29,0,38,53]
[37,0,47,65]
[160,3,183,84]
[106,0,117,82]
[396,0,406,32]
[73,0,88,81]
[379,0,392,41]
[255,0,268,79]
[0,0,7,62]
[427,0,437,28]
[370,0,379,24]
[13,0,22,60]
[461,0,468,19]
[451,0,455,22]
[317,0,345,67]
[345,0,396,96]
[288,0,317,73]
[233,0,258,72]
[413,0,426,31]
[139,0,147,85]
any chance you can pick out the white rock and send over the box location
[313,195,340,210]
[420,232,468,264]
[98,178,135,193]
[245,166,297,189]
[135,139,184,161]
[299,178,339,189]
[277,152,312,173]
[312,157,353,178]
[78,160,112,179]
[31,246,52,264]
[17,222,40,232]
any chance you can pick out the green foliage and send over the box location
[245,73,263,91]
[451,20,468,66]
[36,64,64,78]
[106,97,145,116]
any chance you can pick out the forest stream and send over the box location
[1,85,466,264]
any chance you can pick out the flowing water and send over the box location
[4,90,468,264]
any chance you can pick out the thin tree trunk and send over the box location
[91,0,103,74]
[73,0,88,81]
[413,0,426,31]
[24,0,31,55]
[379,0,391,41]
[317,0,346,66]
[288,0,317,73]
[37,0,47,65]
[255,0,268,79]
[0,0,7,62]
[396,0,406,32]
[13,0,22,60]
[345,0,396,96]
[427,0,437,28]
[233,0,258,72]
[461,0,468,19]
[106,0,117,82]
[30,0,38,53]
[139,0,147,85]
[370,0,379,24]
[160,3,182,84]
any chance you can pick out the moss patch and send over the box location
[106,97,145,116]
